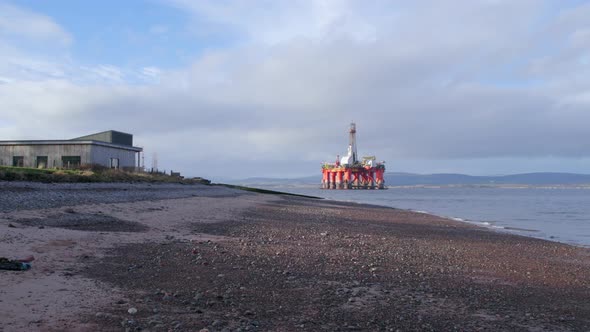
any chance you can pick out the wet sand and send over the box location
[1,185,590,331]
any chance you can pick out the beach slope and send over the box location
[1,182,589,331]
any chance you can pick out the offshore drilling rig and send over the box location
[321,123,386,189]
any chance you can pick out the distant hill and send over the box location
[230,172,590,187]
[385,172,590,186]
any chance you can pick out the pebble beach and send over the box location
[1,182,590,331]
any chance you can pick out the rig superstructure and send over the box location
[321,123,386,189]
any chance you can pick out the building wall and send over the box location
[90,145,137,168]
[0,144,93,168]
[0,144,137,168]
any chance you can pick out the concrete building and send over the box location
[0,130,142,169]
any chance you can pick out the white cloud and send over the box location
[85,65,124,83]
[0,2,72,45]
[0,3,161,85]
[0,2,72,83]
[167,0,387,44]
[141,66,161,81]
[3,1,590,177]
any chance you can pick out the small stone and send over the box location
[127,308,138,315]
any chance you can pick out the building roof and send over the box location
[0,130,142,152]
[72,130,134,147]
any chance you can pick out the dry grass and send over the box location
[0,165,210,184]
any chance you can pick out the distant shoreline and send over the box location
[231,182,590,190]
[229,171,590,188]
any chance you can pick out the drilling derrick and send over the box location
[321,123,386,189]
[349,123,357,163]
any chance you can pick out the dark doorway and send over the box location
[109,158,119,169]
[61,156,81,169]
[12,156,24,167]
[36,156,48,168]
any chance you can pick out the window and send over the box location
[61,156,81,169]
[12,156,24,167]
[109,158,119,169]
[36,156,48,169]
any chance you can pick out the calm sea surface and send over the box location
[257,186,590,247]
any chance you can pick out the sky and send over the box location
[1,0,590,180]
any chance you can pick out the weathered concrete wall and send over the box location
[0,144,136,168]
[0,144,93,168]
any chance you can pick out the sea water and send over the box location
[257,186,590,247]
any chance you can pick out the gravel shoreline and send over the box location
[2,183,590,331]
[0,181,242,212]
[88,196,590,331]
